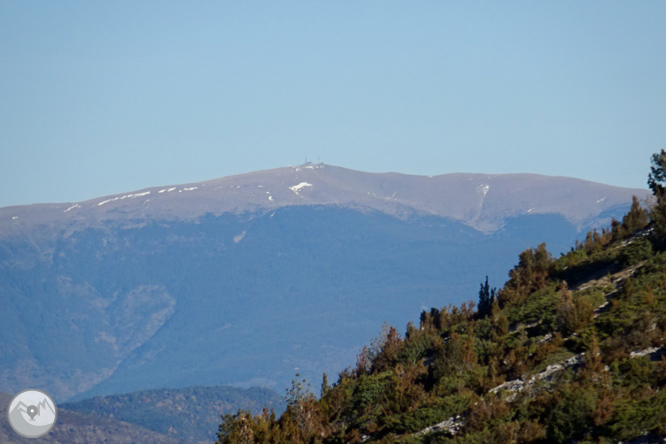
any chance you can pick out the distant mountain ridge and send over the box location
[61,385,286,443]
[0,164,647,237]
[0,164,649,402]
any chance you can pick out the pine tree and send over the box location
[320,373,330,398]
[478,276,495,318]
[649,150,666,246]
[648,149,666,199]
[622,196,648,233]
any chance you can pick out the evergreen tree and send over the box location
[622,195,648,233]
[320,373,330,398]
[478,276,495,318]
[648,149,666,199]
[649,150,666,246]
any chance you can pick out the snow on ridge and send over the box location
[289,182,313,195]
[64,203,81,213]
[183,187,198,191]
[98,191,151,206]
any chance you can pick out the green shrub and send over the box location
[350,371,393,414]
[620,237,653,268]
[392,394,471,434]
[604,389,666,440]
[399,333,435,364]
[546,385,597,444]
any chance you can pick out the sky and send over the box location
[1,1,664,207]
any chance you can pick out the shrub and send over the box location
[620,237,653,268]
[546,385,597,444]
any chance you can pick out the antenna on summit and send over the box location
[304,153,312,165]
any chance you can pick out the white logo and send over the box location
[7,389,57,438]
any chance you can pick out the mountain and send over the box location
[61,385,286,443]
[0,164,648,402]
[0,164,645,237]
[215,205,666,444]
[0,391,188,444]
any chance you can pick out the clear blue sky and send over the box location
[1,1,664,207]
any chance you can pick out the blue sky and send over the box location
[1,1,664,207]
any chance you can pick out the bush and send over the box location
[604,389,666,440]
[546,385,597,444]
[392,394,472,434]
[620,237,653,268]
[350,371,393,415]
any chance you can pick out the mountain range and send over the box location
[0,164,644,236]
[0,164,648,402]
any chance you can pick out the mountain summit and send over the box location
[0,164,646,237]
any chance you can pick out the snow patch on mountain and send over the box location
[289,182,313,195]
[98,191,151,207]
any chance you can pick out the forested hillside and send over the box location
[216,153,666,444]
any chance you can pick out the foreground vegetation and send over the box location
[216,153,666,444]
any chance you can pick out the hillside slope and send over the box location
[215,202,666,444]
